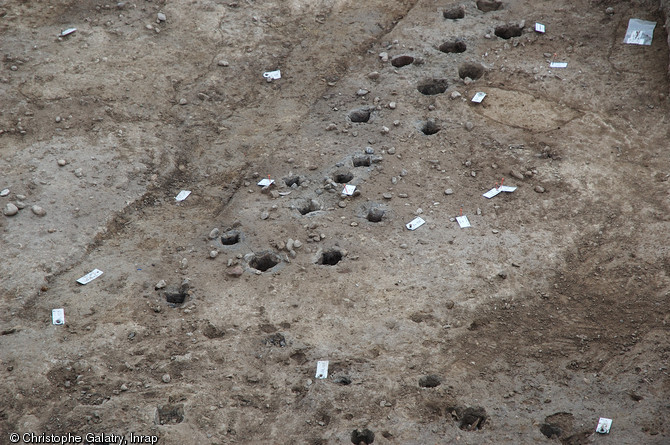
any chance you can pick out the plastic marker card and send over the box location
[535,23,545,33]
[76,269,103,285]
[549,62,568,68]
[52,309,65,325]
[60,28,77,37]
[406,216,425,231]
[499,185,517,193]
[471,92,487,103]
[315,361,329,379]
[175,190,191,201]
[624,18,656,45]
[342,185,356,196]
[596,418,612,434]
[257,178,275,187]
[456,215,471,228]
[483,188,502,199]
[263,70,281,80]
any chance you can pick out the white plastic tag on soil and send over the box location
[52,308,65,325]
[76,269,103,285]
[456,215,471,228]
[471,92,487,103]
[263,70,281,80]
[406,216,426,230]
[535,23,545,33]
[499,185,517,192]
[342,184,356,196]
[315,361,329,379]
[549,62,568,68]
[624,19,656,45]
[483,188,502,199]
[60,28,77,37]
[596,418,612,434]
[175,190,191,201]
[257,178,275,187]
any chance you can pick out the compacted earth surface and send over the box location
[1,0,669,443]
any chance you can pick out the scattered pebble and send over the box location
[368,71,380,80]
[383,193,393,199]
[31,205,46,216]
[605,6,614,14]
[325,123,337,131]
[209,228,220,239]
[209,250,219,259]
[450,91,462,100]
[55,116,62,123]
[381,126,390,134]
[179,98,188,105]
[157,12,166,22]
[463,76,473,85]
[444,189,453,195]
[74,168,84,178]
[155,280,167,289]
[260,211,269,220]
[510,170,524,180]
[338,201,347,208]
[388,101,397,109]
[387,147,396,155]
[379,52,389,62]
[293,240,302,249]
[534,185,546,193]
[365,146,374,154]
[162,373,171,383]
[465,121,474,131]
[217,60,229,67]
[3,203,18,216]
[14,201,25,210]
[57,159,67,166]
[471,171,477,177]
[356,89,369,96]
[0,189,9,197]
[227,265,244,277]
[400,169,408,177]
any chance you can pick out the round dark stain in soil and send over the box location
[457,407,488,431]
[443,5,465,19]
[248,251,281,272]
[297,199,321,215]
[419,375,442,388]
[476,0,502,12]
[320,249,342,265]
[417,78,448,95]
[334,170,354,183]
[350,429,375,444]
[156,404,184,425]
[284,176,301,187]
[439,40,467,53]
[391,55,414,67]
[458,62,485,80]
[495,24,523,39]
[221,230,241,245]
[421,120,441,135]
[348,108,371,123]
[352,155,371,167]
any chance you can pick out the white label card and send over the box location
[316,361,329,379]
[175,190,191,201]
[76,269,103,285]
[550,62,568,68]
[61,28,77,37]
[52,309,65,325]
[456,215,471,228]
[471,92,487,103]
[499,185,517,192]
[596,418,612,434]
[406,217,425,231]
[535,23,545,33]
[257,178,275,187]
[483,188,502,199]
[263,70,281,80]
[342,185,356,196]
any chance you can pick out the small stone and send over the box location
[3,203,18,216]
[476,208,482,215]
[157,12,166,22]
[16,194,25,200]
[544,52,553,58]
[367,71,380,80]
[534,185,545,193]
[492,229,499,234]
[180,258,188,269]
[0,189,8,197]
[55,116,62,123]
[293,240,302,249]
[338,201,347,208]
[388,101,397,109]
[217,60,229,67]
[381,126,389,134]
[227,265,244,277]
[356,89,369,96]
[382,193,392,199]
[498,271,507,279]
[179,98,188,105]
[450,91,462,100]
[14,201,25,210]
[260,211,269,220]
[399,243,408,249]
[446,300,455,309]
[286,238,294,251]
[155,280,167,289]
[444,189,453,195]
[391,177,398,185]
[57,159,67,166]
[605,7,614,15]
[31,205,46,216]
[400,169,408,177]
[465,121,474,131]
[120,384,128,391]
[471,171,476,177]
[393,120,400,126]
[10,65,17,71]
[350,222,358,227]
[209,250,219,259]
[387,147,396,155]
[74,168,84,178]
[463,76,473,85]
[485,33,492,39]
[209,228,220,239]
[365,146,374,154]
[398,193,408,198]
[510,170,524,180]
[325,123,337,131]
[162,373,171,383]
[379,51,389,62]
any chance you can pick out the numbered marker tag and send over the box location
[596,418,612,434]
[499,185,517,193]
[342,184,356,196]
[406,217,425,231]
[549,62,568,68]
[52,308,65,325]
[60,28,77,37]
[257,178,275,187]
[456,215,471,228]
[483,188,502,199]
[471,92,487,103]
[535,23,545,33]
[77,269,103,285]
[315,361,329,379]
[263,70,281,80]
[175,190,191,201]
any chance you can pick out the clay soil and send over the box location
[1,0,669,444]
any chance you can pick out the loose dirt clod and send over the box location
[391,55,415,67]
[439,40,467,53]
[458,62,485,80]
[495,24,523,39]
[349,108,372,123]
[443,5,465,19]
[417,79,449,95]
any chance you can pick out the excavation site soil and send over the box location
[1,0,669,443]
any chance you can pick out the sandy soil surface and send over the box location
[1,0,669,444]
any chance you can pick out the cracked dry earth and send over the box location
[1,0,669,444]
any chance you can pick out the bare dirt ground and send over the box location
[1,0,669,443]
